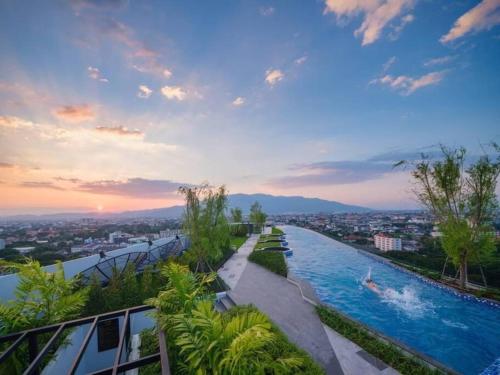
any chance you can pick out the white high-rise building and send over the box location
[374,233,402,252]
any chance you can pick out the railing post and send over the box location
[28,334,39,375]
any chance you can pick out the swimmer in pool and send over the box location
[365,278,381,294]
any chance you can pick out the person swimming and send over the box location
[364,267,381,294]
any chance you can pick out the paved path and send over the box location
[323,325,400,375]
[217,234,258,290]
[218,234,399,375]
[226,260,344,374]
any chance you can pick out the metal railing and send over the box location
[0,305,170,375]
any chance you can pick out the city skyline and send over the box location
[1,0,499,215]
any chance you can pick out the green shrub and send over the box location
[272,227,284,235]
[230,235,247,250]
[316,306,442,375]
[249,251,287,277]
[225,305,324,375]
[230,223,248,237]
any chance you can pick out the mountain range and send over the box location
[1,193,370,221]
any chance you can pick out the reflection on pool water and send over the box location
[283,226,500,375]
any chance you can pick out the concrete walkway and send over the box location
[218,235,399,375]
[229,261,344,374]
[323,325,399,375]
[217,234,259,290]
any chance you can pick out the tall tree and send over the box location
[401,144,499,288]
[250,201,267,233]
[179,184,230,272]
[230,207,243,223]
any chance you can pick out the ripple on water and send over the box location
[283,225,500,375]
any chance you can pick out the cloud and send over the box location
[267,149,435,188]
[161,86,187,101]
[323,0,416,45]
[20,181,65,191]
[423,55,456,67]
[0,162,15,168]
[76,178,186,198]
[94,126,144,137]
[295,56,308,65]
[162,68,172,78]
[54,177,83,183]
[71,0,128,11]
[370,71,445,95]
[87,66,108,82]
[90,17,172,78]
[268,160,393,188]
[388,13,414,40]
[0,115,35,129]
[137,85,153,99]
[259,6,275,16]
[232,97,245,106]
[382,56,397,72]
[53,105,95,122]
[265,69,284,86]
[441,0,500,43]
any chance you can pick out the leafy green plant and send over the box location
[0,259,88,334]
[179,184,231,273]
[248,251,287,277]
[0,260,88,374]
[400,144,499,288]
[171,300,310,374]
[250,201,267,233]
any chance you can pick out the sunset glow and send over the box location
[0,0,499,215]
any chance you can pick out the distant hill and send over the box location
[0,194,370,221]
[228,193,370,214]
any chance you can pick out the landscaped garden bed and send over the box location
[316,305,445,375]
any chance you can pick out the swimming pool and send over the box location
[283,225,500,375]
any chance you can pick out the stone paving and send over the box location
[218,234,400,375]
[216,234,258,290]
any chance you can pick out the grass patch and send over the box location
[230,235,247,250]
[272,227,285,235]
[316,306,443,375]
[226,305,324,374]
[255,241,283,250]
[249,250,287,277]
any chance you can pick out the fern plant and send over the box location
[0,259,88,334]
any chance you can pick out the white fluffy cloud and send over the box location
[265,69,284,86]
[423,55,456,67]
[161,86,187,101]
[371,71,445,95]
[323,0,415,45]
[87,66,108,82]
[137,85,153,99]
[232,97,245,106]
[260,6,275,16]
[295,56,308,65]
[441,0,500,43]
[163,68,172,78]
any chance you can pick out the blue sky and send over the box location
[0,0,499,214]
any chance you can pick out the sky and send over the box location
[0,0,499,215]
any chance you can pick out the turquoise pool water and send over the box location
[283,225,500,375]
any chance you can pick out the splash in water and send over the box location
[366,266,372,282]
[442,319,469,330]
[380,286,433,318]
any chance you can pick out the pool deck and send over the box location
[218,233,400,375]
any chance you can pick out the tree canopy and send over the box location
[403,144,499,288]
